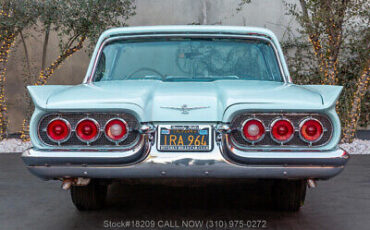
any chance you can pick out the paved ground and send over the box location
[1,154,370,230]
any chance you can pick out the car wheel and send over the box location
[272,179,307,212]
[70,180,108,211]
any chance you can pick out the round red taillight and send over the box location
[104,118,128,142]
[76,119,100,142]
[300,118,323,142]
[46,118,71,142]
[271,119,294,143]
[242,119,265,142]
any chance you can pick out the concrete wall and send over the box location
[128,0,298,37]
[6,0,298,133]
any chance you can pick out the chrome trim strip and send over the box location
[222,134,347,159]
[87,34,289,83]
[26,165,344,180]
[160,105,210,114]
[22,135,150,165]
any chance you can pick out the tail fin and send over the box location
[27,85,72,109]
[301,85,343,109]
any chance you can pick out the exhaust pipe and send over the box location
[61,179,73,190]
[307,179,316,188]
[61,178,91,190]
[76,177,90,186]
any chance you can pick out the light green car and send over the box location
[22,26,349,211]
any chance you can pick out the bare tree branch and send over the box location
[41,24,50,70]
[19,30,32,78]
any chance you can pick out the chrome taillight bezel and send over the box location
[241,118,266,143]
[37,113,140,148]
[46,118,72,143]
[75,118,101,143]
[269,118,295,144]
[230,113,333,148]
[299,117,324,143]
[104,118,129,143]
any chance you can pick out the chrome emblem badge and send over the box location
[161,104,210,114]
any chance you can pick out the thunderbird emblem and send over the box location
[161,104,210,114]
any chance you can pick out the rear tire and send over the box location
[272,179,307,212]
[70,180,108,211]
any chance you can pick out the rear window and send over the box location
[93,38,283,82]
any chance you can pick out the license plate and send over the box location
[157,125,212,151]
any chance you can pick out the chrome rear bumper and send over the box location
[22,135,349,180]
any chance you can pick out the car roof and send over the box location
[101,25,277,40]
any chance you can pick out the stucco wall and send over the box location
[6,0,298,133]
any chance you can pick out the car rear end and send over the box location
[21,26,349,211]
[22,107,348,211]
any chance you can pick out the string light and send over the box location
[0,31,15,140]
[21,119,30,141]
[343,64,369,142]
[304,3,368,143]
[0,6,17,139]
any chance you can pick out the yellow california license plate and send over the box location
[158,125,212,151]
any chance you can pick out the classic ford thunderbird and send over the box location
[22,26,348,211]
